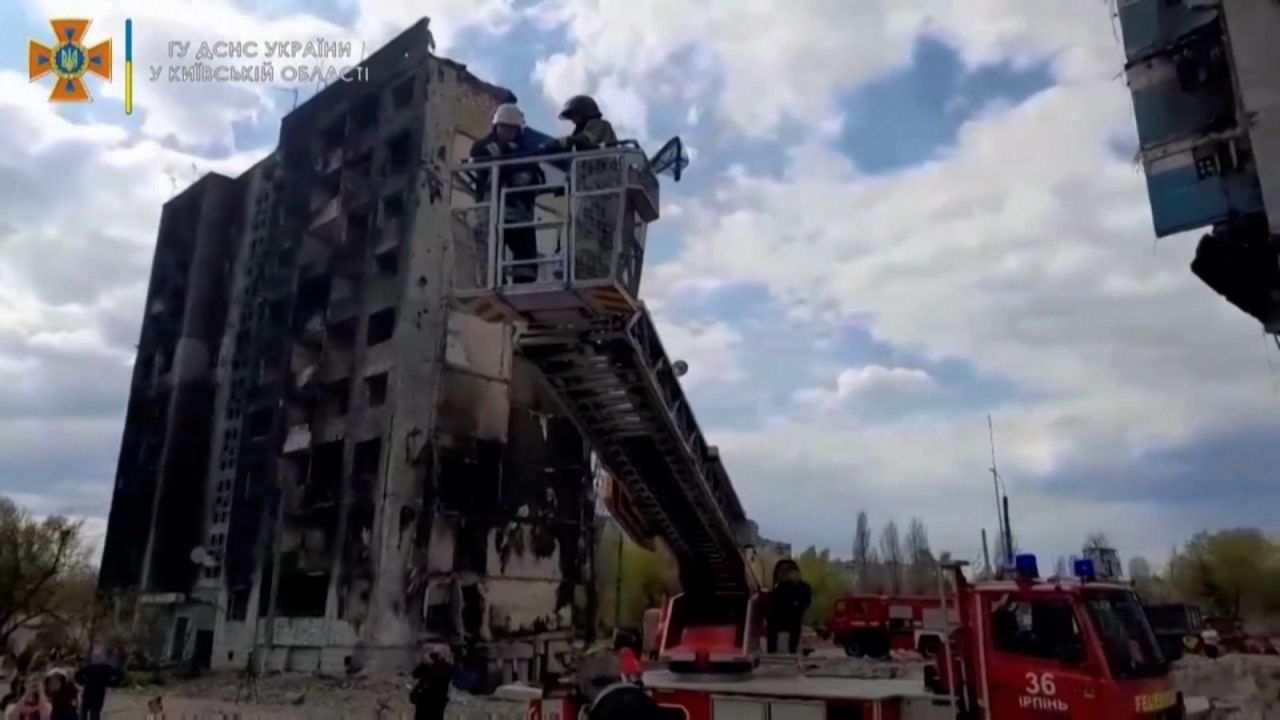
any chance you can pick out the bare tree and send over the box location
[864,548,884,593]
[879,521,903,594]
[1084,532,1112,552]
[904,518,935,594]
[1128,556,1153,581]
[852,512,873,591]
[0,497,89,647]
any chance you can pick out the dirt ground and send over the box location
[76,652,1280,719]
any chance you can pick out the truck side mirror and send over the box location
[1056,643,1085,667]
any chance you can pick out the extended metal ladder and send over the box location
[450,147,754,608]
[520,311,751,603]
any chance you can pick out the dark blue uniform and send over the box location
[469,129,545,283]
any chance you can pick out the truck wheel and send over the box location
[917,635,941,658]
[843,637,864,657]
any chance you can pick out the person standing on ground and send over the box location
[766,559,812,654]
[2,676,46,720]
[73,654,121,720]
[409,645,453,720]
[41,671,75,720]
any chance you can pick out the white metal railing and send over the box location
[450,145,657,299]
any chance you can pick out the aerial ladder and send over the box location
[448,140,1208,720]
[449,139,762,671]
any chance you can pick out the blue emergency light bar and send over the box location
[1073,558,1096,582]
[1014,553,1039,580]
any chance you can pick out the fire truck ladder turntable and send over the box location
[450,143,760,667]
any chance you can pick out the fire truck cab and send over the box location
[929,557,1189,719]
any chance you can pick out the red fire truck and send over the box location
[451,145,1200,718]
[827,594,949,658]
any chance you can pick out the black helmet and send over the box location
[773,559,800,585]
[559,94,601,121]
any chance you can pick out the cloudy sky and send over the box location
[3,0,1278,570]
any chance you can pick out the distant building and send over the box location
[758,537,792,559]
[98,19,594,680]
[1082,547,1124,581]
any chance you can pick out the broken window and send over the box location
[353,437,382,478]
[306,441,342,507]
[226,587,250,621]
[347,151,373,180]
[350,94,380,132]
[382,193,405,223]
[346,211,369,242]
[365,372,388,407]
[247,407,274,439]
[375,246,399,277]
[275,565,329,618]
[391,75,415,109]
[438,442,501,515]
[367,307,396,346]
[324,378,350,415]
[319,115,346,153]
[156,347,174,376]
[386,131,412,175]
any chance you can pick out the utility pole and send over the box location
[980,528,992,578]
[1002,496,1014,567]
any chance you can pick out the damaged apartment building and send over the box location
[98,19,595,680]
[1117,0,1280,331]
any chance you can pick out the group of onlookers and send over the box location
[0,656,122,720]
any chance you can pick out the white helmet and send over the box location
[492,103,525,127]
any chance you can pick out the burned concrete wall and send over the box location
[102,17,597,680]
[100,173,244,595]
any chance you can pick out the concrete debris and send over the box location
[1174,655,1280,720]
[102,671,528,719]
[799,655,926,680]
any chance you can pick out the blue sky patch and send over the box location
[838,35,1054,174]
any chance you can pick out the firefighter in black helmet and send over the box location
[548,94,617,152]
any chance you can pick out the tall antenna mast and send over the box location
[987,415,1005,566]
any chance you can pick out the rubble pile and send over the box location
[1174,655,1280,719]
[105,671,527,719]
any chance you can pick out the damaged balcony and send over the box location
[343,94,380,160]
[342,152,375,210]
[309,169,344,241]
[331,213,371,280]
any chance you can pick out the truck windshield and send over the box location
[1085,591,1167,679]
[1143,605,1189,634]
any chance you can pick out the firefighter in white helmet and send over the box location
[469,102,544,283]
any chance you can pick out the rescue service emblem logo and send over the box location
[29,19,112,102]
